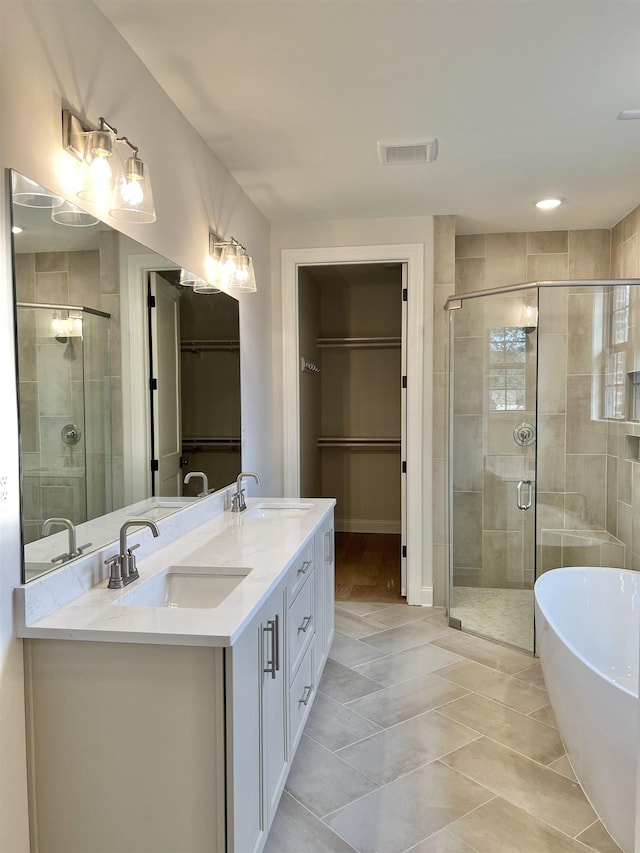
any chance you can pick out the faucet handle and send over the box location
[105,554,124,589]
[75,542,92,556]
[126,544,140,580]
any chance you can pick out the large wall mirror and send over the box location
[10,171,241,582]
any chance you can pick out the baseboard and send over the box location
[420,586,434,607]
[335,519,402,535]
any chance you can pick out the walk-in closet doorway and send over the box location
[281,243,427,608]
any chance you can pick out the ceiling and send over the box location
[94,0,640,234]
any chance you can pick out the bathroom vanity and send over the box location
[16,496,335,853]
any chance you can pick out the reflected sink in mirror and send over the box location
[114,565,251,609]
[134,498,198,521]
[244,503,312,520]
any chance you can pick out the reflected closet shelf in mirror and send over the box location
[317,437,401,448]
[181,339,239,356]
[317,336,401,349]
[182,438,241,451]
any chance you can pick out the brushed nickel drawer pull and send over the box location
[299,685,313,706]
[298,615,313,633]
[297,560,312,576]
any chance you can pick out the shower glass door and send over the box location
[448,287,538,652]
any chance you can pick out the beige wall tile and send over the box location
[455,257,485,294]
[526,253,568,282]
[566,293,597,375]
[485,233,526,288]
[622,233,638,278]
[452,415,483,492]
[621,205,639,242]
[566,454,606,529]
[452,336,484,414]
[565,375,606,455]
[527,231,568,255]
[537,334,567,414]
[452,492,482,568]
[537,415,566,494]
[456,234,485,259]
[35,251,67,273]
[435,215,456,285]
[568,229,611,279]
[68,250,100,308]
[15,253,35,301]
[35,270,68,303]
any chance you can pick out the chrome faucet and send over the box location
[105,519,160,589]
[42,517,91,564]
[184,471,212,497]
[231,472,260,512]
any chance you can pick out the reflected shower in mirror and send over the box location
[10,171,241,582]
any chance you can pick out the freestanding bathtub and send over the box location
[535,567,639,852]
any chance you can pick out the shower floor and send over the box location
[451,586,534,652]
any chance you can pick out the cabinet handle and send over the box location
[324,530,333,562]
[299,685,313,706]
[297,560,312,576]
[263,617,279,679]
[298,615,313,633]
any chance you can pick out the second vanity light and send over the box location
[62,108,156,224]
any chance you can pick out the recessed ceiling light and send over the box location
[534,198,564,210]
[11,225,23,234]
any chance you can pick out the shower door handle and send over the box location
[516,479,532,511]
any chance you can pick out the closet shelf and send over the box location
[317,336,401,349]
[318,437,401,448]
[181,339,240,355]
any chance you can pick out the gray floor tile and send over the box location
[432,632,534,674]
[304,690,383,752]
[436,693,565,764]
[513,661,547,690]
[335,601,392,617]
[408,829,479,852]
[347,673,469,728]
[576,819,623,852]
[528,703,558,728]
[360,619,457,654]
[319,658,384,703]
[354,643,464,686]
[363,603,433,629]
[441,737,597,837]
[325,760,493,853]
[329,630,387,667]
[549,754,577,781]
[435,659,549,714]
[335,608,390,639]
[264,792,357,853]
[285,735,379,818]
[336,709,479,785]
[448,796,595,852]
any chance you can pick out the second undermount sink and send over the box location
[245,502,312,519]
[114,565,251,609]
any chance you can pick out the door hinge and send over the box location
[402,375,407,389]
[150,459,159,472]
[147,294,156,309]
[402,460,407,473]
[402,288,408,302]
[402,545,407,559]
[150,377,158,391]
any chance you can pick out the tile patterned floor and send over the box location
[264,602,623,853]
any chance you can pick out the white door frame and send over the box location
[282,243,427,606]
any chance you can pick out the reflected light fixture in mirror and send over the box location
[209,232,257,293]
[51,200,99,228]
[12,172,64,209]
[62,108,156,223]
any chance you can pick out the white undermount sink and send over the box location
[114,565,251,609]
[245,502,312,519]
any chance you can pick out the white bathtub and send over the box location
[535,567,639,852]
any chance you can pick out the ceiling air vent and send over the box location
[377,137,438,166]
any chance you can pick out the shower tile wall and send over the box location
[15,237,121,541]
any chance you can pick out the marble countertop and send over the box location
[15,497,335,648]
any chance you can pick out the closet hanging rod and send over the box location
[181,339,240,354]
[182,437,241,450]
[317,437,401,448]
[317,336,401,349]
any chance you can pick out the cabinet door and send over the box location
[324,517,335,652]
[314,514,335,683]
[262,583,289,827]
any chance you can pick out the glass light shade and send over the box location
[77,128,118,205]
[227,252,257,293]
[109,143,156,223]
[12,172,64,208]
[51,200,99,227]
[179,269,199,287]
[193,280,222,295]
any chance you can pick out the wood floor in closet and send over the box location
[334,532,403,604]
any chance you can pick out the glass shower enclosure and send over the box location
[447,280,640,653]
[16,303,112,547]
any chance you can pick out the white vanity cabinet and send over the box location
[23,506,335,853]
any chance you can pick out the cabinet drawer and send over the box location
[288,540,314,601]
[289,640,315,752]
[288,571,314,678]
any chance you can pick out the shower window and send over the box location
[604,285,630,420]
[488,326,526,411]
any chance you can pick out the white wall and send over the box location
[271,217,435,599]
[0,3,276,847]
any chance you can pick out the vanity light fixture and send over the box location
[209,232,257,293]
[534,197,564,210]
[51,200,99,228]
[62,108,156,223]
[179,268,220,294]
